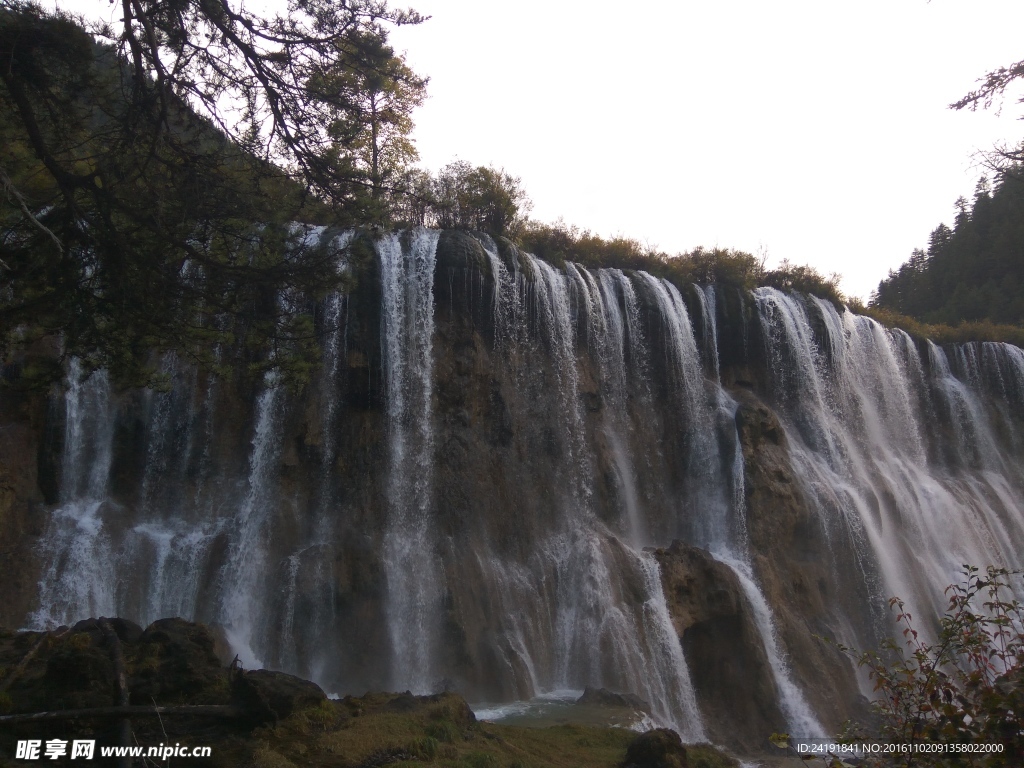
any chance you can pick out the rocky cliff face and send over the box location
[652,541,781,752]
[0,373,47,626]
[1,229,1022,754]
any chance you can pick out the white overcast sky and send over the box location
[54,0,1024,300]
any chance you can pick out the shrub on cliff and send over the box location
[518,220,847,305]
[831,566,1023,767]
[858,307,1024,349]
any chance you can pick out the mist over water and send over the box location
[26,232,1024,740]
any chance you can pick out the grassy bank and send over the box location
[241,692,738,768]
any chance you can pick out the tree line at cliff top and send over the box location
[2,1,1023,389]
[870,172,1024,329]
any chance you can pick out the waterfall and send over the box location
[378,229,444,692]
[60,358,116,503]
[425,251,709,738]
[22,230,1024,747]
[595,269,646,545]
[693,285,721,381]
[753,289,1024,641]
[283,236,356,680]
[31,359,118,627]
[637,274,736,550]
[713,552,825,738]
[217,370,285,668]
[653,288,821,737]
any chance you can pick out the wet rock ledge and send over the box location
[0,618,738,768]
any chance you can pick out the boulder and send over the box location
[621,728,688,768]
[128,617,231,705]
[234,668,326,724]
[42,630,116,711]
[652,540,783,752]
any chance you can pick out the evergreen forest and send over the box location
[872,174,1024,327]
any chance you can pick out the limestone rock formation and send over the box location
[577,687,651,714]
[0,376,46,625]
[621,728,688,768]
[652,540,782,751]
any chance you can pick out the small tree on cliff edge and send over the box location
[430,161,532,237]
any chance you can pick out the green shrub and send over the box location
[461,752,499,768]
[410,735,439,759]
[827,566,1024,767]
[425,719,461,743]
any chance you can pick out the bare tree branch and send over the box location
[0,162,63,254]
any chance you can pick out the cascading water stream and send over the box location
[637,275,735,549]
[450,251,707,738]
[713,552,825,738]
[31,359,118,627]
[649,284,821,736]
[217,370,285,667]
[378,229,444,692]
[280,232,356,679]
[753,289,1024,643]
[693,285,721,382]
[594,269,647,546]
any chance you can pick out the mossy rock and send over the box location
[621,728,688,768]
[234,669,327,724]
[437,230,493,276]
[127,617,231,705]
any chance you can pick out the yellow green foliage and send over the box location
[862,306,1024,347]
[517,221,844,306]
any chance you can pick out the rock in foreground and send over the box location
[1,618,740,767]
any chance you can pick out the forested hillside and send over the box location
[7,1,1019,395]
[0,1,428,385]
[872,171,1024,326]
[1,4,852,391]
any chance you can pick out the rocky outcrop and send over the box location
[0,617,328,756]
[652,541,783,752]
[621,728,689,768]
[730,388,871,732]
[0,372,47,628]
[235,669,327,723]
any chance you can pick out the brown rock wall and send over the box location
[653,541,782,752]
[730,387,870,733]
[0,381,47,628]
